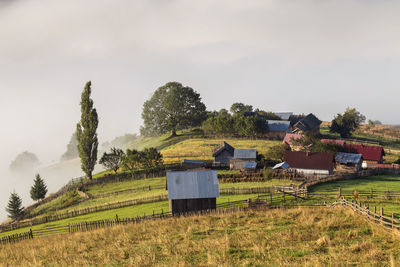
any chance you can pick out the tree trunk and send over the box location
[88,173,92,180]
[171,129,177,137]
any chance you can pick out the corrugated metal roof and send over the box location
[272,162,290,169]
[335,152,363,164]
[167,170,219,200]
[234,149,257,159]
[274,112,293,120]
[267,120,291,132]
[242,162,257,169]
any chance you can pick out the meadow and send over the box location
[1,207,400,266]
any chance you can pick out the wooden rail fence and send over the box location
[340,198,400,231]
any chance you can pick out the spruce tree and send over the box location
[30,174,48,201]
[76,81,99,180]
[6,192,24,220]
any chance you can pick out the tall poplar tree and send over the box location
[76,81,99,180]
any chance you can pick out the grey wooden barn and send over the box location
[167,170,219,215]
[213,142,235,165]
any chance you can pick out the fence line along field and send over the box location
[1,207,400,266]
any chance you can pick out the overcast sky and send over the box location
[0,0,399,217]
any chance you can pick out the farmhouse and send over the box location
[282,133,303,150]
[292,113,322,135]
[230,149,257,170]
[212,142,235,165]
[344,144,385,168]
[284,151,335,175]
[335,152,363,172]
[266,120,292,139]
[167,170,219,215]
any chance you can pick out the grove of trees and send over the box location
[121,147,163,177]
[202,103,280,137]
[9,151,40,173]
[330,108,366,138]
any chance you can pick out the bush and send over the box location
[263,169,273,180]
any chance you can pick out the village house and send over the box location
[266,120,292,139]
[335,152,363,172]
[282,133,303,150]
[212,142,235,165]
[167,170,219,215]
[344,144,385,168]
[283,151,335,175]
[230,149,257,170]
[292,113,322,135]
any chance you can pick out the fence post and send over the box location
[29,229,33,239]
[339,187,341,198]
[116,214,119,224]
[392,213,395,229]
[381,208,384,226]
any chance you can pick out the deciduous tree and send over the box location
[99,148,125,174]
[141,82,207,137]
[330,108,365,138]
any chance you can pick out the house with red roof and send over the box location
[344,144,385,168]
[283,151,335,175]
[282,133,303,151]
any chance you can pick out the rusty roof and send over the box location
[284,151,334,170]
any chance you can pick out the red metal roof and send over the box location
[321,139,346,146]
[284,151,335,170]
[283,133,303,146]
[344,144,385,162]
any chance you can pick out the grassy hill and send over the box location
[1,207,399,266]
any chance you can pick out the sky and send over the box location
[0,0,399,219]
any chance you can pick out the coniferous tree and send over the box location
[30,174,48,201]
[6,192,24,220]
[76,81,99,180]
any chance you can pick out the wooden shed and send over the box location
[212,142,235,166]
[167,170,219,215]
[230,149,257,170]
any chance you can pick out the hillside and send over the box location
[2,207,399,266]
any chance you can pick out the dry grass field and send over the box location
[2,207,400,266]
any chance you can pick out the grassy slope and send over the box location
[2,207,400,266]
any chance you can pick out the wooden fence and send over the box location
[340,198,400,231]
[0,195,169,233]
[0,230,33,245]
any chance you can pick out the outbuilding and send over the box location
[213,142,235,165]
[335,152,363,171]
[230,149,257,170]
[167,170,219,215]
